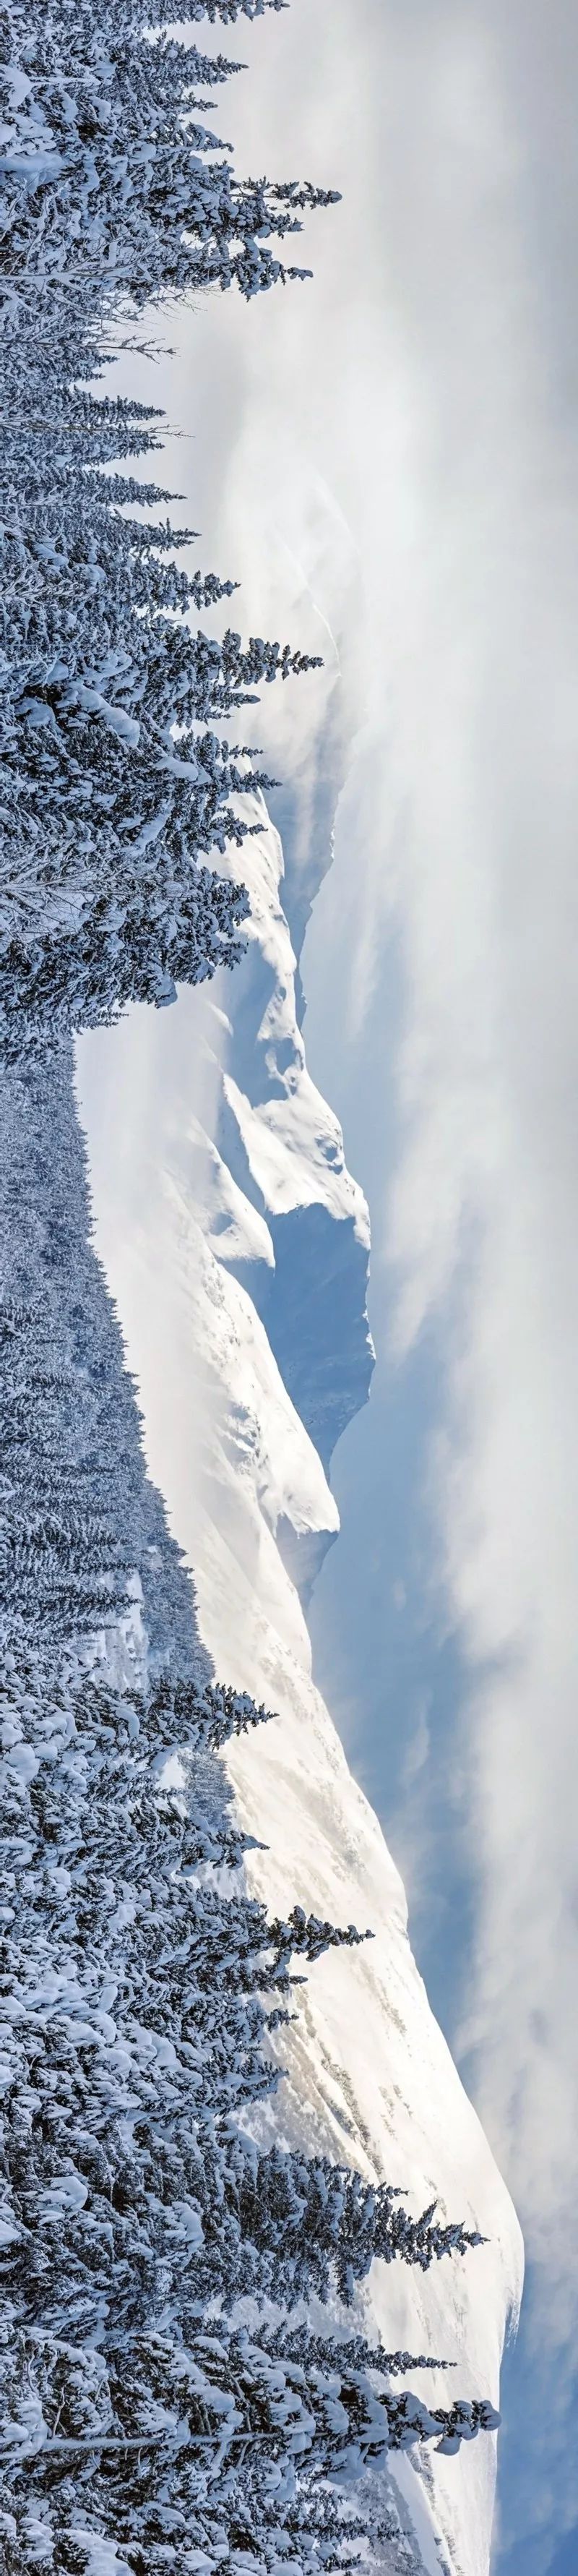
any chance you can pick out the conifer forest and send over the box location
[0,4,499,2567]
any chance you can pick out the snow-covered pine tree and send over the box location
[0,1296,136,1641]
[191,2136,485,2310]
[0,1043,203,1677]
[1,0,339,311]
[1,0,329,1052]
[0,2285,499,2569]
[0,1639,498,2572]
[0,455,322,1044]
[0,356,323,1049]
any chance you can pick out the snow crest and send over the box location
[77,803,523,2576]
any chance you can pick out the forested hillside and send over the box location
[0,4,498,2566]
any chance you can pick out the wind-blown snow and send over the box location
[77,804,523,2576]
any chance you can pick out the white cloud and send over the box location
[402,1693,431,1789]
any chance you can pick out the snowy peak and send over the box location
[163,1163,341,1607]
[173,1111,276,1279]
[215,800,375,1476]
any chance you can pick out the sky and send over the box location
[81,2,578,2565]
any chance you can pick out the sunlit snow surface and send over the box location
[77,805,523,2576]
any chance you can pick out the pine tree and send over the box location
[1,0,329,1055]
[0,2305,498,2572]
[0,390,322,1050]
[0,555,321,1047]
[1,4,338,312]
[0,1631,496,2568]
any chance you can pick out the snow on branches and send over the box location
[0,0,327,1053]
[0,422,320,1050]
[0,1634,497,2570]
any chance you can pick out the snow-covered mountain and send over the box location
[213,794,376,1489]
[77,801,523,2576]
